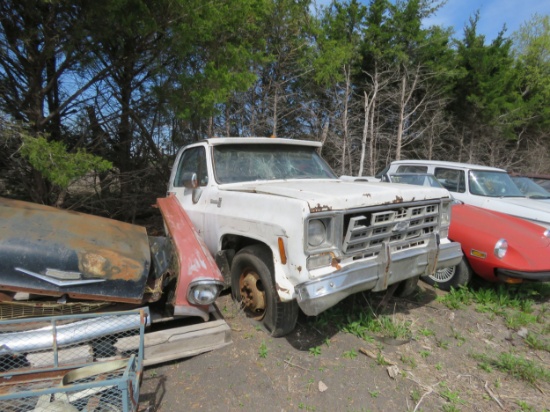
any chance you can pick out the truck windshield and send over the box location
[468,170,525,198]
[213,144,337,183]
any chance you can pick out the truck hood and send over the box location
[221,179,450,211]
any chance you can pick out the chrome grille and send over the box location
[342,202,440,256]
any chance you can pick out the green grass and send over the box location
[258,341,268,358]
[309,346,322,356]
[471,352,550,385]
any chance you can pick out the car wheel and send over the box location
[424,257,472,291]
[231,244,298,337]
[394,276,419,297]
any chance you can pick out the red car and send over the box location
[387,173,550,290]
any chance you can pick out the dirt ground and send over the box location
[138,282,549,412]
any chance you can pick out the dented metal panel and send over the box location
[157,195,224,321]
[0,197,150,303]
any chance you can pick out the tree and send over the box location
[0,0,112,204]
[448,12,523,166]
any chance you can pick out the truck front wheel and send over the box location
[230,245,298,337]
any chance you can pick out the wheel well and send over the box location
[220,234,273,267]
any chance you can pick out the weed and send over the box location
[471,352,550,385]
[435,362,443,371]
[309,346,322,357]
[420,350,430,358]
[439,382,466,406]
[376,351,391,365]
[149,370,158,378]
[524,332,550,352]
[450,327,466,346]
[400,354,417,369]
[436,339,449,350]
[437,286,472,309]
[441,405,460,412]
[478,362,493,373]
[410,389,421,402]
[343,349,358,360]
[369,390,380,398]
[505,311,538,329]
[418,328,435,337]
[341,309,411,342]
[516,400,536,411]
[258,341,268,359]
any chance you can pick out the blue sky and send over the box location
[425,0,550,41]
[313,0,549,42]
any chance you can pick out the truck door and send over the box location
[168,146,210,240]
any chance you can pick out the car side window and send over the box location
[434,168,465,193]
[174,146,208,187]
[396,165,428,173]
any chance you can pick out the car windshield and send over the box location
[468,170,524,198]
[213,144,337,183]
[389,174,444,188]
[511,176,550,199]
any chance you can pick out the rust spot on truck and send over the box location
[331,257,341,270]
[310,204,332,213]
[363,193,371,198]
[393,196,403,203]
[276,283,290,293]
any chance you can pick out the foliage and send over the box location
[20,136,112,189]
[1,0,550,213]
[471,352,550,385]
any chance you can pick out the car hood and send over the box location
[474,196,550,227]
[451,204,550,249]
[0,197,151,303]
[221,179,450,211]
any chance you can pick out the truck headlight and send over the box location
[187,280,224,305]
[308,219,327,247]
[494,239,508,259]
[440,200,451,226]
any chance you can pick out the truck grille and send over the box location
[342,201,440,257]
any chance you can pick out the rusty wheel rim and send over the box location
[238,269,266,320]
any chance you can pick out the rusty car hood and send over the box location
[0,197,150,303]
[221,180,450,211]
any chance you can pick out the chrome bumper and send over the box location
[295,236,462,316]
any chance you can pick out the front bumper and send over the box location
[295,236,462,316]
[496,268,550,283]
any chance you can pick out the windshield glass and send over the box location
[468,170,524,197]
[389,174,444,188]
[213,144,337,183]
[511,176,550,199]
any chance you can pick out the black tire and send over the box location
[230,244,298,337]
[423,257,473,291]
[394,276,419,297]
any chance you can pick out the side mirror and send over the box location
[182,172,199,189]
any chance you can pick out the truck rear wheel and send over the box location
[424,257,472,291]
[230,245,298,337]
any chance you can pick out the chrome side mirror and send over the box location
[182,172,199,189]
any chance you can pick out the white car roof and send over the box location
[187,137,322,148]
[391,159,506,172]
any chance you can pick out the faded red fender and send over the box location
[157,195,224,321]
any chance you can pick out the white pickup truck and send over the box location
[168,138,462,336]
